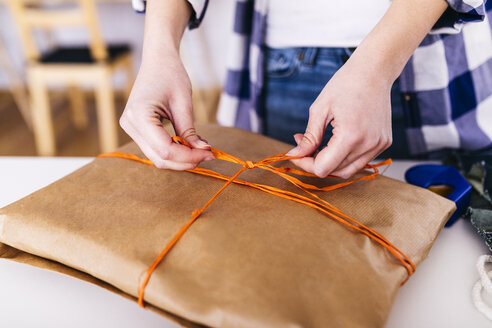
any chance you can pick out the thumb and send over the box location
[171,101,210,150]
[286,112,326,156]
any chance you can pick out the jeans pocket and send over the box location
[264,48,298,79]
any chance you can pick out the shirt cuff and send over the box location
[187,0,209,29]
[132,0,146,13]
[432,0,487,34]
[131,0,209,29]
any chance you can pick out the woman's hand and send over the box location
[287,0,448,178]
[120,0,213,170]
[286,57,393,179]
[120,52,214,170]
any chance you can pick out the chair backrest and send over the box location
[6,0,108,62]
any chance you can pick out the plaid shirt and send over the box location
[134,0,492,155]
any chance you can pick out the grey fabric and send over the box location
[445,149,492,252]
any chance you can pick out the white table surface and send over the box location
[0,157,491,327]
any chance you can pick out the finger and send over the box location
[329,137,388,176]
[178,126,211,150]
[286,108,329,157]
[155,159,202,171]
[290,156,316,174]
[166,141,214,163]
[330,151,380,179]
[293,133,303,146]
[122,108,213,164]
[329,151,376,178]
[134,137,207,170]
[145,123,213,164]
[311,134,354,178]
[288,134,314,173]
[288,134,319,174]
[291,134,351,177]
[170,97,211,150]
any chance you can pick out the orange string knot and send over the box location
[244,160,256,169]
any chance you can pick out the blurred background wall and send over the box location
[0,0,234,89]
[0,0,235,156]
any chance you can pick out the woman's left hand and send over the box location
[286,56,393,179]
[285,0,449,179]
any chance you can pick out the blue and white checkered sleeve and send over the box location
[131,0,209,29]
[433,0,487,33]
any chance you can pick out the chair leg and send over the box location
[94,69,118,153]
[28,70,56,156]
[68,84,88,130]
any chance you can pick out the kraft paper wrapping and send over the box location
[0,124,455,327]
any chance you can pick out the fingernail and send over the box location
[204,156,215,162]
[286,147,299,156]
[197,140,211,148]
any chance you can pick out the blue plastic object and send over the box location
[405,164,472,227]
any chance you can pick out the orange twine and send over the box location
[97,136,416,307]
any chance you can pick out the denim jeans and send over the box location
[261,46,410,159]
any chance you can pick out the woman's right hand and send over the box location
[120,50,214,170]
[120,0,214,170]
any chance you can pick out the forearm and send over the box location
[141,0,191,66]
[349,0,448,84]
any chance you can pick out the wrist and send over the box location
[344,49,397,89]
[345,0,448,85]
[141,37,182,69]
[141,0,190,67]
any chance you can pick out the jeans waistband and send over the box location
[265,46,357,66]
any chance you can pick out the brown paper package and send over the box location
[0,124,455,327]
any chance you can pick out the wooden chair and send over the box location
[6,0,134,156]
[0,33,32,129]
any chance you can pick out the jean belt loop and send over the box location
[303,47,318,66]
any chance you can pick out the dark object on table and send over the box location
[445,149,492,252]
